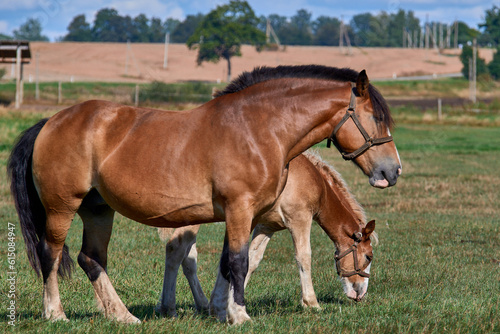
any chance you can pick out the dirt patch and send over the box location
[1,42,491,84]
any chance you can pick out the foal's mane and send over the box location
[303,151,366,226]
[303,150,379,245]
[214,65,393,129]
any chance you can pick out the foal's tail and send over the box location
[7,118,74,278]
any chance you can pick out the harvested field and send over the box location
[0,42,492,83]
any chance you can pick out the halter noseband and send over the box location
[327,82,393,160]
[334,234,371,278]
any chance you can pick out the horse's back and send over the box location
[32,100,219,226]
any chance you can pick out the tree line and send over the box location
[5,5,494,48]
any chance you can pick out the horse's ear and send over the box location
[356,69,369,98]
[363,220,376,237]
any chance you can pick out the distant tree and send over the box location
[164,18,180,34]
[187,0,265,81]
[171,14,204,43]
[92,8,130,42]
[132,14,150,42]
[284,9,313,45]
[313,16,341,46]
[149,17,166,42]
[488,47,500,80]
[13,18,49,41]
[460,45,489,79]
[64,15,92,41]
[351,13,385,46]
[480,5,500,46]
[456,21,480,46]
[0,33,12,40]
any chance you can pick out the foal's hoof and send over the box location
[155,303,178,318]
[43,310,69,322]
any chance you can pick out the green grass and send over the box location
[0,110,499,333]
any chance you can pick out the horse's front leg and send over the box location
[219,207,252,325]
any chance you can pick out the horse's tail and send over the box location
[7,118,74,278]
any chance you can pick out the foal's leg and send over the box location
[288,218,320,309]
[156,225,207,317]
[181,242,209,313]
[244,225,275,288]
[77,196,140,324]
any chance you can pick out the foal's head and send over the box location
[335,220,376,302]
[329,70,402,188]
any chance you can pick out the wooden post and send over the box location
[135,84,139,107]
[58,81,62,104]
[471,38,477,103]
[35,52,40,100]
[15,46,21,109]
[163,33,170,69]
[437,98,442,121]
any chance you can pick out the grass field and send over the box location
[0,106,499,333]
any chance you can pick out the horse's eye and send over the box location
[365,255,373,263]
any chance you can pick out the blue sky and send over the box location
[0,0,497,41]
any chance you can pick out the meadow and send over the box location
[0,94,499,333]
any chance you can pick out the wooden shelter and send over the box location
[0,40,31,108]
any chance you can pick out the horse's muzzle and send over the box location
[369,162,401,188]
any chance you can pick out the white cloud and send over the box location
[0,20,8,34]
[0,0,37,10]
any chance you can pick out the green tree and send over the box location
[132,14,150,42]
[460,45,489,79]
[488,47,500,80]
[92,8,130,42]
[13,18,49,41]
[63,15,92,41]
[312,16,341,46]
[171,14,204,43]
[480,5,500,46]
[187,0,265,82]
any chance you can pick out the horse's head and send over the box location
[329,70,402,188]
[335,220,376,302]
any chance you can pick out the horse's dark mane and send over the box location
[214,65,393,129]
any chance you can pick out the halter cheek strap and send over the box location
[334,235,371,278]
[327,82,393,160]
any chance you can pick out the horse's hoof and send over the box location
[227,305,251,325]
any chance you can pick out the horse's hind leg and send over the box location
[77,190,140,324]
[39,211,76,321]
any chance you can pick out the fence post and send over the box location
[437,98,442,121]
[35,52,40,101]
[135,84,139,107]
[58,81,62,104]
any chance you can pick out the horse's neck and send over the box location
[224,79,350,163]
[315,181,361,244]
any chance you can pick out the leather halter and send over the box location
[335,234,371,278]
[327,82,393,160]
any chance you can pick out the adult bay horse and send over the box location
[156,152,376,321]
[8,65,401,324]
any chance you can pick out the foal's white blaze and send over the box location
[339,263,371,301]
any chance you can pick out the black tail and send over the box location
[7,118,74,278]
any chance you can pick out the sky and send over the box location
[0,0,498,41]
